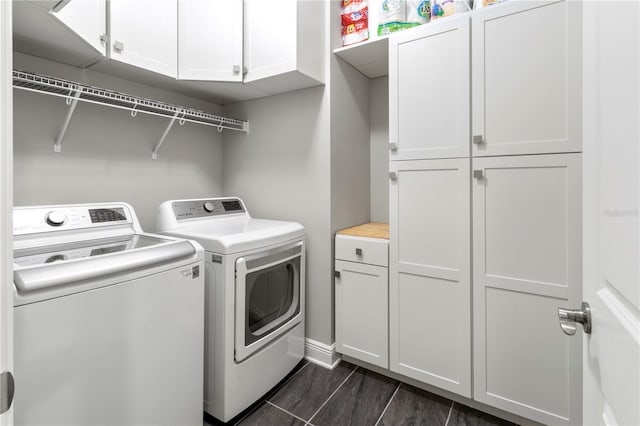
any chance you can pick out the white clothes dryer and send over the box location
[12,202,205,426]
[157,197,305,422]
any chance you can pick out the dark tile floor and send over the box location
[204,360,518,426]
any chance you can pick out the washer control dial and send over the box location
[46,211,67,227]
[203,202,215,213]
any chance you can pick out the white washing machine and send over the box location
[13,202,205,426]
[156,197,305,422]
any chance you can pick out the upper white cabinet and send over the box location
[389,17,470,161]
[178,0,242,81]
[471,0,581,156]
[109,0,178,78]
[52,0,107,57]
[244,0,324,87]
[389,158,471,397]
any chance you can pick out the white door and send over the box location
[109,0,177,78]
[0,2,13,424]
[178,0,243,81]
[471,0,581,157]
[472,154,582,425]
[389,158,471,397]
[52,0,107,56]
[389,16,470,161]
[581,1,639,425]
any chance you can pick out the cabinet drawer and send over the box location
[335,236,388,267]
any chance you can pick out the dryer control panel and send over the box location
[172,198,246,220]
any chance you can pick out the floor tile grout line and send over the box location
[233,362,310,426]
[266,361,311,403]
[444,401,455,426]
[306,366,360,425]
[374,382,402,426]
[266,400,309,424]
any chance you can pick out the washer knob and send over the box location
[46,211,67,227]
[203,202,215,213]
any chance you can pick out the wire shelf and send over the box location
[13,70,248,130]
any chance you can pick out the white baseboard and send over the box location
[304,338,341,369]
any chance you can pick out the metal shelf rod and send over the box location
[12,70,250,157]
[152,110,181,160]
[54,89,81,153]
[15,86,246,132]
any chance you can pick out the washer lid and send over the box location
[163,217,304,254]
[13,234,196,293]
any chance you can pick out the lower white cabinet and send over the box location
[335,232,388,369]
[389,158,471,397]
[472,153,582,425]
[386,154,581,424]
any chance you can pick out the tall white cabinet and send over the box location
[472,154,582,424]
[388,1,582,424]
[389,158,471,396]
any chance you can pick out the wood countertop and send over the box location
[336,222,389,240]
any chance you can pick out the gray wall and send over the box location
[222,86,333,345]
[370,77,389,222]
[13,54,224,230]
[223,0,372,347]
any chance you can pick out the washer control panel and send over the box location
[13,205,132,235]
[172,198,245,220]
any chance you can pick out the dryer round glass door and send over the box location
[234,241,303,362]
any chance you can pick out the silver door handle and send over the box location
[558,302,592,335]
[355,248,363,256]
[473,135,484,144]
[113,41,124,52]
[0,371,15,414]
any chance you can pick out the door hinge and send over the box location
[0,371,15,414]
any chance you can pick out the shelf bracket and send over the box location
[152,110,181,160]
[54,89,82,153]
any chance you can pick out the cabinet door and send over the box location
[389,17,470,161]
[472,0,581,156]
[178,0,242,81]
[110,0,177,78]
[472,154,582,425]
[243,0,297,83]
[389,158,471,397]
[52,0,107,56]
[335,260,388,369]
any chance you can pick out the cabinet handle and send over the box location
[355,248,363,256]
[389,171,398,181]
[113,41,124,52]
[100,33,109,44]
[473,170,484,179]
[233,65,241,74]
[334,270,341,278]
[389,142,398,151]
[473,135,484,144]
